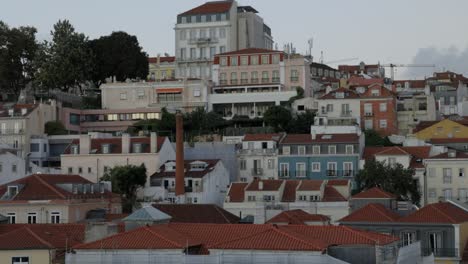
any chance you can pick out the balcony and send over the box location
[272,77,280,83]
[0,129,25,135]
[295,171,307,177]
[341,111,352,117]
[327,170,337,177]
[230,79,238,85]
[188,37,218,45]
[364,112,374,117]
[421,248,458,258]
[238,148,277,155]
[290,76,299,82]
[261,78,270,83]
[250,78,259,84]
[279,172,289,178]
[251,168,263,176]
[240,79,249,84]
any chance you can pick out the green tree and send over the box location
[35,20,92,93]
[364,129,394,146]
[101,164,147,213]
[0,21,39,99]
[288,86,305,104]
[44,121,67,135]
[89,31,148,85]
[288,110,316,133]
[263,105,292,132]
[355,159,421,205]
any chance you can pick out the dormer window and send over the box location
[21,108,27,115]
[371,89,380,96]
[335,92,344,99]
[102,144,111,154]
[190,162,207,171]
[7,186,18,198]
[164,162,176,172]
[71,145,79,155]
[133,143,142,153]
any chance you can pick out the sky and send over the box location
[2,0,468,79]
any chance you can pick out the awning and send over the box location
[156,88,183,93]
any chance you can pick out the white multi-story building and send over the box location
[315,87,361,126]
[174,1,273,79]
[144,159,230,206]
[237,133,284,182]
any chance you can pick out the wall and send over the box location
[424,159,468,204]
[0,249,50,264]
[0,152,45,185]
[414,119,468,140]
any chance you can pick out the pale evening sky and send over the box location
[1,0,468,78]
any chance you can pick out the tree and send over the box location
[0,21,39,99]
[263,105,292,132]
[288,109,316,133]
[44,121,67,135]
[364,129,394,146]
[355,159,421,205]
[101,164,147,212]
[89,31,148,85]
[35,20,92,93]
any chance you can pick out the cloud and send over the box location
[402,45,468,79]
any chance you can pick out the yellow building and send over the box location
[413,118,468,140]
[148,55,176,81]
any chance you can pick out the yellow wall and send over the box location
[459,222,468,261]
[0,249,50,264]
[148,63,176,80]
[414,119,468,140]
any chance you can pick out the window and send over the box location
[240,56,248,66]
[30,143,39,152]
[7,213,15,224]
[280,163,289,177]
[68,167,73,174]
[371,89,380,96]
[460,168,465,177]
[343,162,353,177]
[120,92,127,100]
[190,48,196,59]
[272,70,280,82]
[78,167,83,174]
[282,146,290,155]
[263,195,275,201]
[312,145,320,155]
[219,57,228,67]
[230,56,238,66]
[443,188,452,199]
[219,28,226,38]
[88,167,92,173]
[199,28,206,38]
[298,195,307,201]
[364,103,373,115]
[379,120,387,128]
[345,145,353,154]
[261,55,269,64]
[290,69,299,82]
[312,162,320,172]
[400,232,416,246]
[51,212,60,224]
[230,72,237,84]
[180,48,186,60]
[240,160,246,170]
[147,113,160,120]
[133,143,142,153]
[365,119,373,130]
[209,46,216,59]
[296,163,306,177]
[428,188,436,198]
[309,195,320,201]
[104,166,109,173]
[428,167,435,177]
[209,28,216,38]
[459,188,468,200]
[272,54,280,64]
[248,195,256,201]
[267,159,275,169]
[261,71,269,83]
[251,71,258,82]
[251,56,258,65]
[241,72,248,83]
[219,46,226,53]
[27,212,37,224]
[443,168,452,183]
[0,163,2,172]
[298,146,306,155]
[429,232,442,254]
[12,257,29,264]
[327,162,337,176]
[380,103,387,112]
[326,104,333,112]
[12,164,17,173]
[328,145,336,154]
[102,144,111,154]
[180,29,186,40]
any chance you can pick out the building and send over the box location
[266,209,331,226]
[316,87,361,126]
[338,62,385,79]
[145,159,230,206]
[100,79,209,113]
[427,71,468,117]
[277,131,363,180]
[237,133,284,182]
[423,149,468,205]
[0,224,85,264]
[60,133,174,184]
[174,1,273,79]
[210,48,309,119]
[224,179,351,223]
[413,117,468,141]
[68,223,403,264]
[359,84,398,136]
[0,101,56,157]
[339,201,468,263]
[147,55,176,81]
[0,174,122,224]
[152,204,239,224]
[0,148,51,185]
[428,138,468,152]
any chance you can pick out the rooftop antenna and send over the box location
[320,51,324,64]
[307,38,313,59]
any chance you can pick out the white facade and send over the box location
[0,151,46,185]
[238,139,279,182]
[316,98,361,126]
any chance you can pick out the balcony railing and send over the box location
[295,171,307,177]
[251,78,259,83]
[230,79,238,85]
[261,78,270,83]
[0,129,25,135]
[240,78,249,84]
[327,170,337,177]
[219,80,227,85]
[421,248,458,258]
[343,170,354,177]
[251,168,263,176]
[364,112,374,117]
[279,171,289,178]
[272,77,280,83]
[341,111,352,117]
[290,76,299,82]
[188,37,219,45]
[238,149,277,155]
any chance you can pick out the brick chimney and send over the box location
[122,133,130,154]
[150,132,158,153]
[175,112,185,198]
[79,134,91,154]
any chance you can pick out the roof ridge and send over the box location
[272,227,326,250]
[24,227,55,248]
[430,204,458,223]
[340,226,376,244]
[213,205,232,223]
[145,226,188,248]
[33,174,67,199]
[370,204,398,221]
[209,227,272,247]
[74,225,149,249]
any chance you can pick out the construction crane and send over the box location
[381,63,436,80]
[323,57,359,65]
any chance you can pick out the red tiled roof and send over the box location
[393,80,426,89]
[0,224,85,249]
[243,133,283,142]
[327,179,350,186]
[0,174,117,201]
[347,76,384,87]
[281,133,359,144]
[339,204,400,223]
[227,182,248,202]
[267,210,330,225]
[430,138,468,144]
[374,146,410,156]
[64,136,166,154]
[151,159,220,179]
[413,121,440,133]
[297,180,323,191]
[216,48,282,56]
[428,151,468,159]
[105,213,128,222]
[281,180,300,202]
[362,146,430,168]
[352,187,397,199]
[246,179,283,191]
[179,1,233,16]
[398,202,468,224]
[319,87,360,99]
[153,204,240,224]
[148,56,175,63]
[359,84,396,98]
[322,186,347,202]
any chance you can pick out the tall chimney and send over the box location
[175,112,185,198]
[122,133,130,154]
[79,134,91,154]
[150,132,158,153]
[311,130,316,140]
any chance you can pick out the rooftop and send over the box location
[281,133,359,144]
[64,136,166,154]
[150,159,220,179]
[339,203,401,223]
[216,48,282,56]
[267,210,330,225]
[243,133,283,142]
[148,56,175,64]
[152,204,240,224]
[399,202,468,224]
[352,187,398,199]
[179,1,233,16]
[319,87,360,99]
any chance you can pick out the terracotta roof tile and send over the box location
[327,179,350,186]
[374,146,410,156]
[428,151,468,159]
[339,204,400,223]
[281,180,300,202]
[227,182,248,202]
[347,76,384,87]
[352,187,397,199]
[319,87,360,99]
[297,180,323,191]
[393,80,426,88]
[430,138,468,144]
[148,56,175,63]
[153,204,240,224]
[399,202,468,224]
[245,179,283,191]
[267,210,330,225]
[281,133,359,144]
[322,186,347,202]
[216,48,282,56]
[179,1,233,16]
[243,133,283,142]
